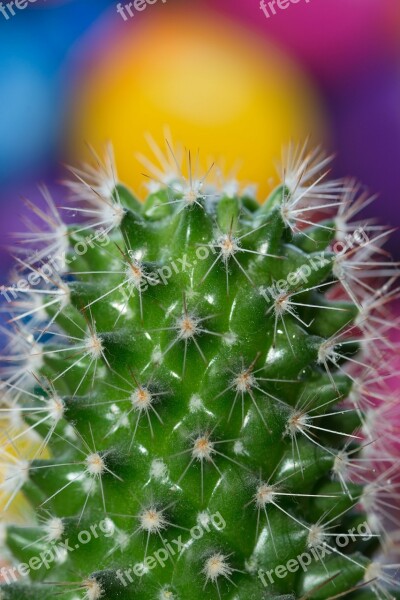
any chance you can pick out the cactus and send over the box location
[1,141,400,600]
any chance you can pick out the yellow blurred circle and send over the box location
[0,427,45,524]
[68,6,327,200]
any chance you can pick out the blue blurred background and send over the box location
[0,0,399,281]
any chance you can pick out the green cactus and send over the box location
[1,142,399,600]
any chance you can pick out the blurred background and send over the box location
[0,0,399,283]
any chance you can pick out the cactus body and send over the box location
[1,143,399,600]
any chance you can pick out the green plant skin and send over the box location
[1,175,398,600]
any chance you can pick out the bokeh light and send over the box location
[67,5,326,201]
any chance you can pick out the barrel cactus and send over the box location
[1,141,399,600]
